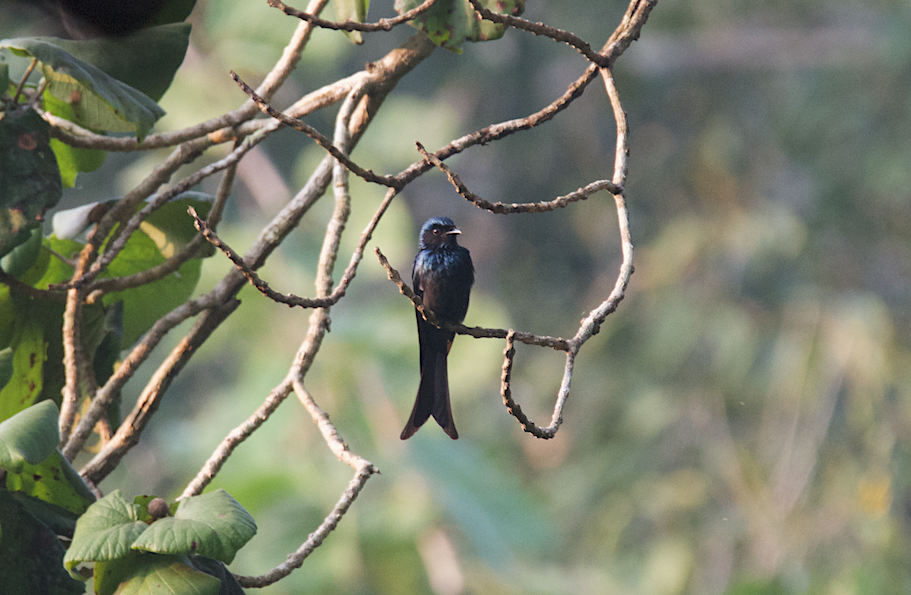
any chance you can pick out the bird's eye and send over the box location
[433,228,441,235]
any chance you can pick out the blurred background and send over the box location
[4,0,911,593]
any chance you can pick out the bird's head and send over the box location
[419,217,461,249]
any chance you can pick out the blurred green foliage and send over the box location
[4,0,911,594]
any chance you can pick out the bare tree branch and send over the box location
[268,0,438,32]
[87,159,237,296]
[231,72,401,188]
[231,98,381,586]
[416,141,621,213]
[44,0,331,153]
[0,270,66,302]
[570,68,634,346]
[467,0,611,66]
[236,444,377,587]
[58,272,93,448]
[39,0,656,581]
[180,84,368,499]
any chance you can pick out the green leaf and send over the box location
[0,224,42,278]
[0,37,166,139]
[0,490,84,595]
[188,556,247,595]
[335,0,370,44]
[131,489,257,564]
[51,137,106,188]
[6,450,96,515]
[44,90,107,187]
[96,554,221,595]
[35,23,192,102]
[0,400,59,473]
[394,0,525,52]
[11,489,79,537]
[64,489,147,577]
[0,308,47,422]
[0,107,62,257]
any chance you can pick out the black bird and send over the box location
[401,217,474,440]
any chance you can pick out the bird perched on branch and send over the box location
[401,217,474,440]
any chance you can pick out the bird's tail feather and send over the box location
[431,354,458,439]
[400,350,458,440]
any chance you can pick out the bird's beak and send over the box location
[446,228,462,235]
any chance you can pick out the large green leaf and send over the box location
[131,489,257,564]
[0,38,166,139]
[6,450,96,515]
[0,313,46,422]
[0,400,59,473]
[187,556,247,595]
[64,489,148,577]
[37,23,192,102]
[6,248,110,410]
[43,91,107,187]
[0,107,62,257]
[0,224,43,278]
[67,489,253,591]
[394,0,525,52]
[0,490,84,595]
[95,554,221,595]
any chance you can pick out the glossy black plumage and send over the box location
[400,217,474,440]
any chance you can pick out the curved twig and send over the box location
[268,0,438,32]
[467,0,610,66]
[231,72,401,188]
[375,247,571,351]
[416,141,621,213]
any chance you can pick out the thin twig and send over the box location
[12,58,38,104]
[58,254,97,449]
[416,141,621,213]
[0,270,66,302]
[44,0,330,154]
[375,247,571,351]
[236,459,376,587]
[179,84,367,498]
[231,72,400,188]
[293,380,376,472]
[189,207,333,308]
[467,0,610,66]
[234,379,380,588]
[268,0,437,32]
[88,159,237,296]
[491,51,642,441]
[393,65,600,188]
[571,68,634,345]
